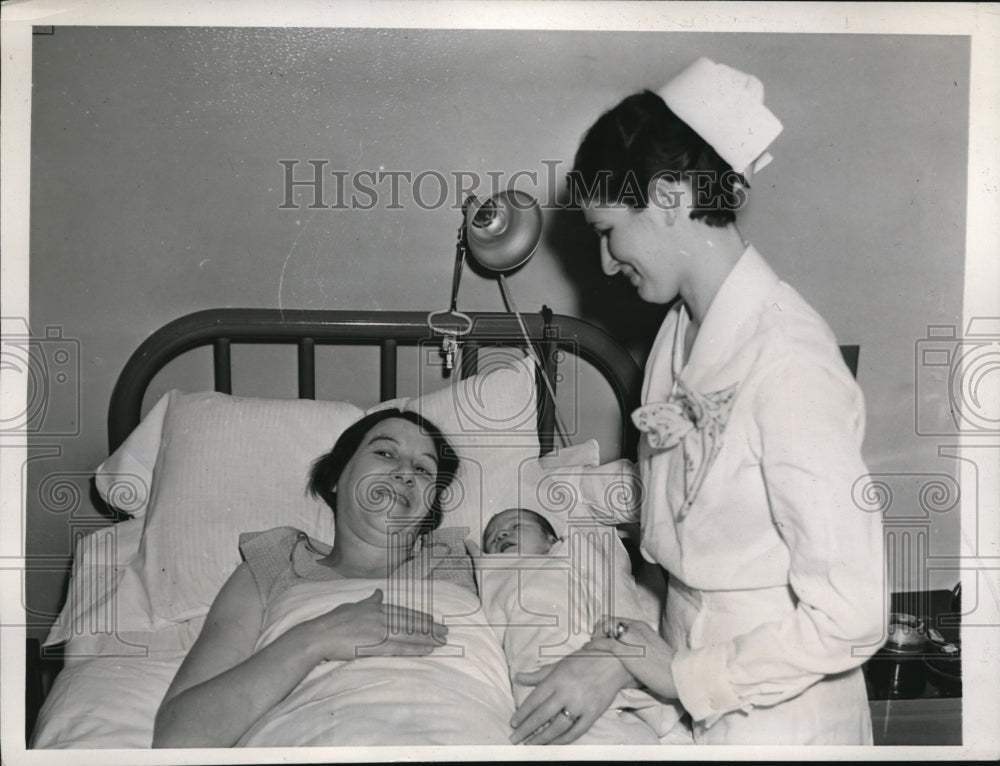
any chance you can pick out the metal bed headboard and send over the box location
[107,308,645,458]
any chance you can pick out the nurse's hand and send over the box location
[587,615,678,699]
[509,649,633,745]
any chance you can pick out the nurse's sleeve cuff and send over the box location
[672,643,748,726]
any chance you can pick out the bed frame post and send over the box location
[537,306,558,456]
[213,338,232,394]
[380,339,397,400]
[298,338,316,399]
[461,342,479,378]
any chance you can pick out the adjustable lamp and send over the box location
[431,189,567,446]
[463,190,542,273]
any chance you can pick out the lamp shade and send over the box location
[464,190,542,272]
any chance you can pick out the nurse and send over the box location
[510,58,886,745]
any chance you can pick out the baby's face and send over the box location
[483,509,554,555]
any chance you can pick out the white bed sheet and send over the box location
[31,652,185,749]
[237,577,515,747]
[34,579,516,748]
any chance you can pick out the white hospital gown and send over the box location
[585,246,886,744]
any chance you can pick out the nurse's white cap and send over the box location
[657,57,783,178]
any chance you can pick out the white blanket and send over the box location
[33,580,514,748]
[31,653,186,748]
[236,577,515,747]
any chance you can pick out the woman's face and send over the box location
[582,199,683,305]
[335,417,440,541]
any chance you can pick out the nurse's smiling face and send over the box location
[582,196,685,305]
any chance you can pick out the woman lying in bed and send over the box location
[153,408,514,748]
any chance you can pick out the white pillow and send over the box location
[515,439,602,538]
[473,437,636,540]
[43,517,148,649]
[513,439,637,565]
[94,392,172,518]
[373,351,540,543]
[126,391,365,628]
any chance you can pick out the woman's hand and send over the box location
[509,648,633,745]
[294,588,448,663]
[586,615,678,700]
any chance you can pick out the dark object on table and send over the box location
[866,587,962,745]
[922,582,962,697]
[922,614,962,698]
[923,643,962,698]
[866,612,930,700]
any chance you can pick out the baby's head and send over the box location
[483,507,559,555]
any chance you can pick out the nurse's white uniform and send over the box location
[615,245,886,744]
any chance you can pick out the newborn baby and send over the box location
[482,507,559,556]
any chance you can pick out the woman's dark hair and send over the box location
[307,408,459,533]
[569,90,746,226]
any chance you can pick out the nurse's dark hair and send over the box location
[307,408,459,533]
[568,89,746,226]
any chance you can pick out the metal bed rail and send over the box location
[107,308,645,458]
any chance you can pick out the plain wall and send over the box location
[25,27,968,637]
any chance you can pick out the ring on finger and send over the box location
[560,707,577,721]
[614,621,629,640]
